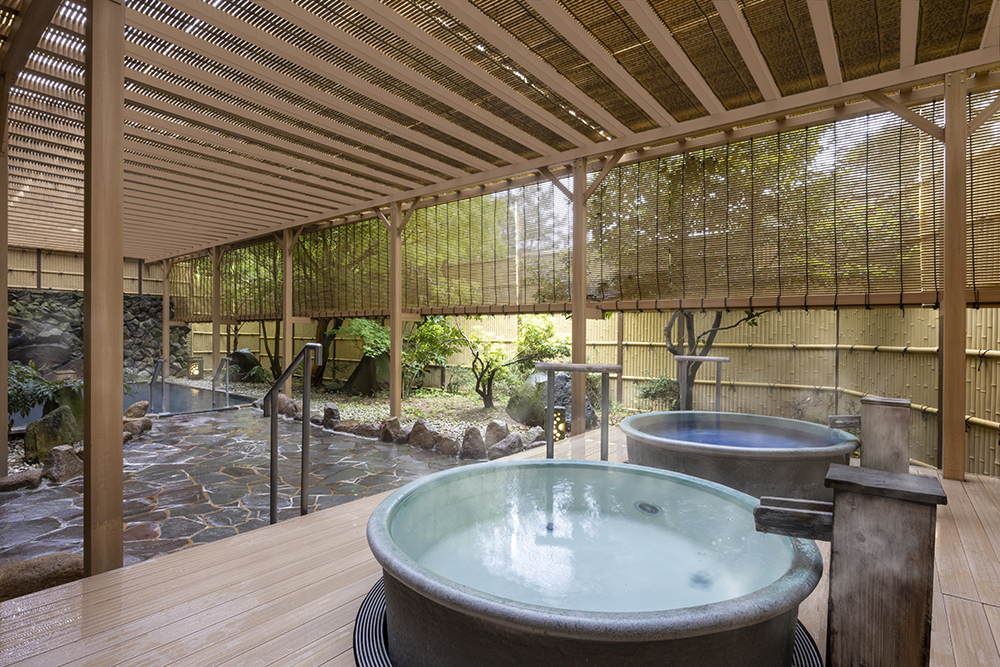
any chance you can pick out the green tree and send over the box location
[460,315,569,409]
[401,316,464,397]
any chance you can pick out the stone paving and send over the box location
[0,408,471,567]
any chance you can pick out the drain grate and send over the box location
[635,501,661,515]
[355,578,823,667]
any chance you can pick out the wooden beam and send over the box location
[713,0,781,100]
[0,0,63,78]
[984,0,1000,50]
[571,158,586,435]
[527,0,675,127]
[161,258,172,367]
[864,91,945,141]
[538,165,572,199]
[434,0,632,138]
[583,149,625,200]
[83,0,124,576]
[619,1,726,115]
[389,201,403,418]
[807,0,843,85]
[0,72,11,477]
[942,71,967,481]
[969,91,1000,134]
[900,0,919,69]
[211,246,222,375]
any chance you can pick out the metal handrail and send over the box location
[264,343,322,525]
[149,359,166,413]
[211,357,231,408]
[535,362,622,462]
[675,355,730,411]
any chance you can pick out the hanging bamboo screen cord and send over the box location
[702,148,708,308]
[898,123,905,310]
[804,127,810,310]
[968,94,980,309]
[618,169,625,301]
[724,145,731,311]
[931,102,940,307]
[749,138,756,312]
[655,157,662,300]
[864,115,872,309]
[680,155,687,300]
[636,163,642,301]
[833,124,839,310]
[776,134,782,311]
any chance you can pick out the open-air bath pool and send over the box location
[366,459,822,667]
[620,411,860,501]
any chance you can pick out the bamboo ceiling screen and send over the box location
[401,183,572,310]
[168,256,212,323]
[590,91,1000,307]
[293,220,389,316]
[222,240,282,321]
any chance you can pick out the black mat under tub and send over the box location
[353,578,823,667]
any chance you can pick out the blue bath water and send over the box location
[648,414,838,449]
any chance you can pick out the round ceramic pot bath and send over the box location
[366,459,822,667]
[620,411,860,502]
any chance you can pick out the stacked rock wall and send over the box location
[8,290,190,378]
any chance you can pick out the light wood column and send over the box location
[0,73,10,478]
[571,158,587,435]
[942,70,967,481]
[389,201,402,418]
[282,229,294,396]
[83,0,125,575]
[161,259,171,367]
[211,246,222,375]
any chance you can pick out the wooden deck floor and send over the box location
[0,428,995,665]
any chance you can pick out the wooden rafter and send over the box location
[0,0,63,77]
[864,91,945,142]
[713,0,781,100]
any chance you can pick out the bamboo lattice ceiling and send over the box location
[2,0,999,261]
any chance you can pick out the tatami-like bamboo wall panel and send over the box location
[6,248,163,295]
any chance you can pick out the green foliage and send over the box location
[7,363,84,432]
[401,316,463,396]
[636,372,680,411]
[243,365,274,385]
[514,315,570,374]
[338,318,391,358]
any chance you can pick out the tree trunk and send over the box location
[311,317,331,384]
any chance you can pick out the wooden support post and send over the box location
[83,0,125,576]
[860,396,911,473]
[161,259,171,368]
[211,246,222,377]
[389,201,403,418]
[281,229,294,397]
[0,72,10,478]
[942,71,967,481]
[825,464,947,667]
[571,158,587,435]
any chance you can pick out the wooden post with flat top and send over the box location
[860,396,911,473]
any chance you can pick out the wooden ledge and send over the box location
[824,463,947,505]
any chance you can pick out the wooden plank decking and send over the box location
[0,428,995,665]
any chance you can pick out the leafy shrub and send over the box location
[243,365,274,385]
[338,319,391,358]
[7,363,83,432]
[636,372,679,410]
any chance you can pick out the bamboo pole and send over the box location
[83,0,125,576]
[942,71,967,481]
[389,201,402,418]
[571,158,587,434]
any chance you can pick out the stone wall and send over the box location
[8,290,190,378]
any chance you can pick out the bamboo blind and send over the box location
[169,256,212,322]
[222,240,282,321]
[294,220,389,316]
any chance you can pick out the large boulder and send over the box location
[333,419,360,433]
[125,400,149,418]
[43,385,84,442]
[505,372,597,432]
[24,405,78,463]
[409,419,439,450]
[460,426,487,460]
[355,422,380,439]
[342,353,390,396]
[284,400,303,420]
[8,344,72,369]
[0,469,43,492]
[231,348,263,377]
[484,420,510,448]
[0,553,84,603]
[323,403,341,422]
[41,445,84,483]
[524,426,546,449]
[436,433,461,456]
[380,417,403,443]
[488,432,524,460]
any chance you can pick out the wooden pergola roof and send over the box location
[2,0,999,261]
